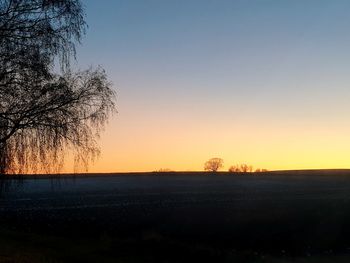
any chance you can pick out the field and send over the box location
[2,171,350,262]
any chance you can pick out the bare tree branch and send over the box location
[0,0,116,174]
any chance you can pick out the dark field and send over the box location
[2,171,350,262]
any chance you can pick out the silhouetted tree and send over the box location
[248,165,253,173]
[229,164,258,173]
[0,0,116,174]
[254,168,267,173]
[240,164,253,173]
[0,0,85,78]
[228,165,241,173]
[156,168,173,172]
[204,158,224,172]
[228,165,239,173]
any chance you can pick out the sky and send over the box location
[67,0,350,172]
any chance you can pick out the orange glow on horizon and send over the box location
[54,0,350,174]
[59,112,350,173]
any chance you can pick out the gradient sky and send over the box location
[67,0,350,172]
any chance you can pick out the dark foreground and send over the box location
[2,171,350,262]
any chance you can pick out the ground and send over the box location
[1,171,350,262]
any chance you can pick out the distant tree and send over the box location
[248,165,253,173]
[240,164,253,173]
[204,158,224,172]
[255,168,268,173]
[156,168,173,172]
[229,164,258,173]
[0,0,116,174]
[228,165,240,173]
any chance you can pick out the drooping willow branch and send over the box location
[0,0,116,174]
[0,0,85,74]
[0,68,115,174]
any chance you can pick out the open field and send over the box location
[2,171,350,262]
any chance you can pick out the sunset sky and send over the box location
[69,0,350,172]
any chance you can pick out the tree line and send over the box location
[204,158,268,173]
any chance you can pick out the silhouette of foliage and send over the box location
[228,165,241,173]
[204,158,224,172]
[0,0,115,174]
[0,0,85,74]
[240,164,253,173]
[229,164,268,174]
[155,168,174,172]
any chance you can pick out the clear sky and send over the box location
[69,0,350,172]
